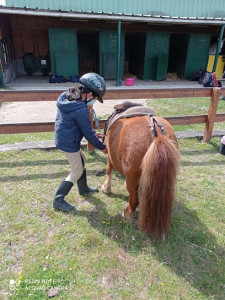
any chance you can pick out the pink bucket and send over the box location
[126,78,135,86]
[221,135,225,144]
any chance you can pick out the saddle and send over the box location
[103,101,156,142]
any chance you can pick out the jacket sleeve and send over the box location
[75,107,106,150]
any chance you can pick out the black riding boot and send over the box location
[53,181,75,212]
[77,169,99,195]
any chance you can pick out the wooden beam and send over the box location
[94,113,225,129]
[165,115,208,126]
[1,113,225,135]
[104,88,213,99]
[2,87,225,102]
[0,90,61,102]
[214,113,225,122]
[203,88,220,142]
[0,122,55,134]
[1,88,225,144]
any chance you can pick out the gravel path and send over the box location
[0,99,146,124]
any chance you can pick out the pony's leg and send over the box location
[122,180,139,222]
[101,161,113,193]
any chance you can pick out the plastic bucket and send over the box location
[126,78,135,86]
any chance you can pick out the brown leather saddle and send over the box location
[103,101,156,142]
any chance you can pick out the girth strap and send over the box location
[150,117,166,142]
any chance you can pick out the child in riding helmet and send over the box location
[53,73,108,212]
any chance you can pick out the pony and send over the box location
[101,110,180,238]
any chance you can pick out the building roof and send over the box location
[1,5,225,25]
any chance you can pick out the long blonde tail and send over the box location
[139,134,180,237]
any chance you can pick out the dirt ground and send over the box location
[0,99,147,124]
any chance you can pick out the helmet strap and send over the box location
[85,94,95,105]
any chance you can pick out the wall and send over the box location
[9,15,121,60]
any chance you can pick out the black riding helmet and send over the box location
[79,73,106,103]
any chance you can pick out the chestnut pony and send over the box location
[102,115,180,237]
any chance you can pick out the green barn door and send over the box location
[99,30,125,80]
[48,28,78,78]
[156,53,169,81]
[144,32,170,80]
[184,34,211,79]
[0,67,4,88]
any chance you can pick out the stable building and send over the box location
[0,0,225,88]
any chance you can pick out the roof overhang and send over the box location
[1,6,225,25]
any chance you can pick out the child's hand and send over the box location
[96,132,104,139]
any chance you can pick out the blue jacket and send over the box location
[55,92,106,153]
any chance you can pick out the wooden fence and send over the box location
[0,87,225,150]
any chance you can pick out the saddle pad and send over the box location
[114,101,143,111]
[124,106,155,116]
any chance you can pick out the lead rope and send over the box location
[90,107,100,132]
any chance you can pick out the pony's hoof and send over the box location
[122,209,133,222]
[101,184,111,193]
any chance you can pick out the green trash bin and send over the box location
[23,53,37,76]
[38,56,50,76]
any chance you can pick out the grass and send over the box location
[146,97,225,131]
[0,97,225,299]
[0,137,225,299]
[0,132,54,145]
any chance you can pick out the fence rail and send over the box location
[0,88,215,102]
[1,87,225,147]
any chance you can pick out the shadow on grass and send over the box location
[0,152,106,168]
[181,159,225,167]
[0,158,107,183]
[0,159,68,168]
[0,168,111,182]
[0,172,69,182]
[180,148,219,156]
[73,193,224,299]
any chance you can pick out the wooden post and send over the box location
[203,87,221,142]
[87,105,95,152]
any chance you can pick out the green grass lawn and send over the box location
[0,97,225,299]
[146,97,225,131]
[0,136,225,299]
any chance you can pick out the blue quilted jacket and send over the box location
[54,92,106,153]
